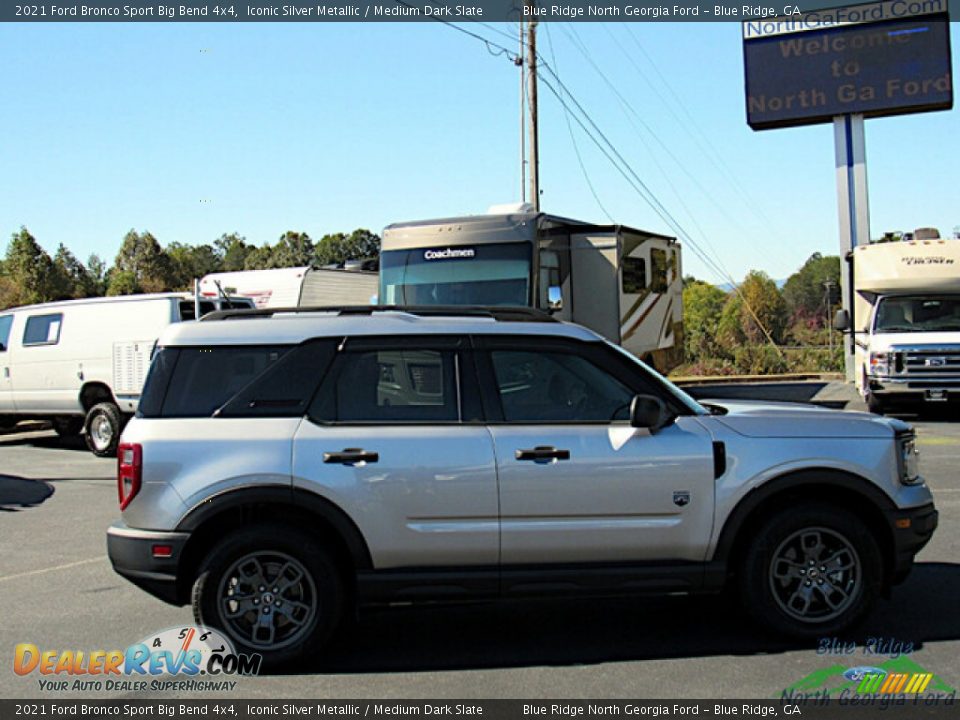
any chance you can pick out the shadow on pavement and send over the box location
[0,474,55,511]
[285,561,960,675]
[0,432,89,452]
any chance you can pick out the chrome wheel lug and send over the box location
[258,585,265,592]
[275,600,282,607]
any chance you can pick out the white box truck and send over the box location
[379,207,684,372]
[198,266,378,309]
[0,293,252,455]
[836,230,960,414]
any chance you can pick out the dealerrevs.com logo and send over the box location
[14,626,261,693]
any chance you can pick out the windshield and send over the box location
[380,242,531,306]
[874,295,960,334]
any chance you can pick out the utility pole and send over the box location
[518,20,526,204]
[525,5,540,211]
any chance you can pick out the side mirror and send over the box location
[834,309,850,331]
[547,285,563,311]
[630,394,667,432]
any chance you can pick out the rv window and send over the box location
[158,346,292,417]
[23,314,63,346]
[622,257,647,294]
[650,249,668,293]
[311,348,460,423]
[0,315,12,351]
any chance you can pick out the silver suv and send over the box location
[107,307,938,666]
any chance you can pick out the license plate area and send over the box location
[925,389,948,402]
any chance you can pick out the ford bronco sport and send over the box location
[107,306,938,665]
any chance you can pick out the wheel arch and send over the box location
[79,382,116,412]
[713,469,897,585]
[174,486,373,604]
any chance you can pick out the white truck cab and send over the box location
[839,232,960,414]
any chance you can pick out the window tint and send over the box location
[138,347,179,417]
[23,314,63,346]
[491,350,634,423]
[622,257,647,294]
[0,315,12,351]
[313,349,459,423]
[218,340,337,418]
[650,249,668,293]
[159,346,291,417]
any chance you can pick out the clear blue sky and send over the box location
[0,21,957,283]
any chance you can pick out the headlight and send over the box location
[898,433,921,485]
[869,352,889,376]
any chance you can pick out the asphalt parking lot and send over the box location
[2,399,958,700]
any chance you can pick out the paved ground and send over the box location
[1,396,958,700]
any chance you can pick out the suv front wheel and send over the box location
[191,525,344,667]
[739,503,882,637]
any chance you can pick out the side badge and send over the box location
[673,491,691,507]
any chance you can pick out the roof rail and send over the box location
[198,305,559,323]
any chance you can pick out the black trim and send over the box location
[357,560,726,604]
[887,502,938,584]
[175,486,373,571]
[106,522,188,605]
[712,441,727,479]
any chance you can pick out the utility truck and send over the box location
[0,292,253,456]
[199,266,378,310]
[379,206,683,371]
[836,230,960,414]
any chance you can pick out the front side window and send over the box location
[874,295,960,334]
[490,350,634,423]
[0,315,12,351]
[312,348,460,423]
[379,242,531,306]
[23,314,63,346]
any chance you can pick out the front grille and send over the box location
[895,347,960,378]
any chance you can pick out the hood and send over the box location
[869,332,960,351]
[701,399,910,439]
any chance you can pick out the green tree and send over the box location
[52,244,96,299]
[243,244,277,271]
[270,231,314,268]
[781,253,841,324]
[112,230,174,294]
[313,229,381,266]
[682,280,728,363]
[214,232,253,272]
[3,227,58,305]
[167,242,221,290]
[719,270,788,346]
[87,254,108,296]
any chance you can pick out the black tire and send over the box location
[52,417,84,437]
[83,402,122,457]
[191,524,344,668]
[739,502,882,638]
[866,393,889,415]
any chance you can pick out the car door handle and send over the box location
[515,446,570,462]
[323,448,379,465]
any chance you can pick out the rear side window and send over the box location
[0,315,12,351]
[139,342,336,418]
[23,314,63,346]
[311,348,460,423]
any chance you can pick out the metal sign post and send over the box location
[834,113,870,382]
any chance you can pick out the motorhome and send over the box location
[380,208,684,371]
[836,231,960,413]
[0,293,253,455]
[199,266,378,309]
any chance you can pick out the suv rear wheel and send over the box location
[191,525,344,667]
[739,503,882,637]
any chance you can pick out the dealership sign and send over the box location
[743,0,953,129]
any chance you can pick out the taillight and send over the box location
[117,443,142,510]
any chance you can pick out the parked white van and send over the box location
[0,293,253,456]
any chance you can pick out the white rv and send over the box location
[380,209,684,371]
[198,266,378,310]
[836,231,960,413]
[0,293,253,455]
